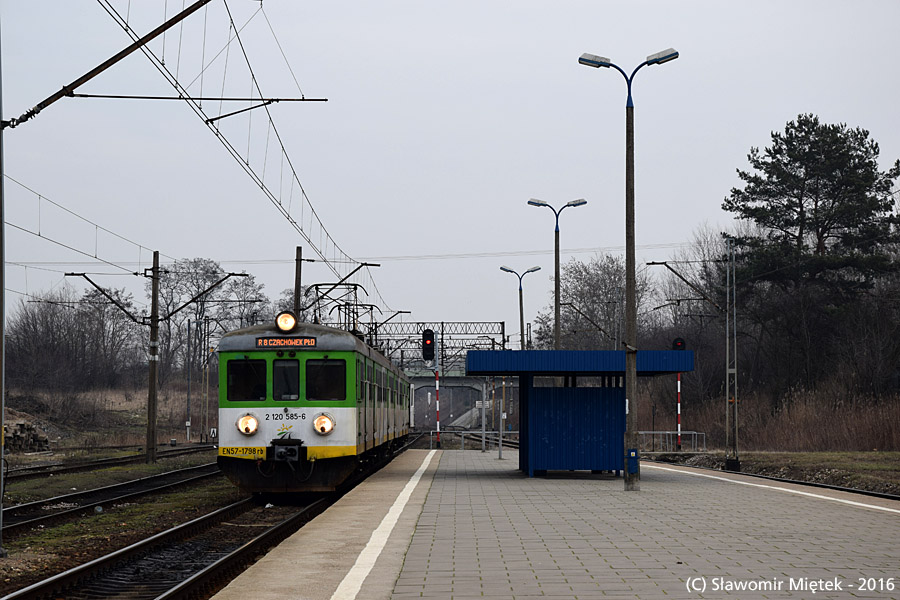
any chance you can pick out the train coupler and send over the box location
[270,438,306,462]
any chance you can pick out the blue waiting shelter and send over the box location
[466,350,693,477]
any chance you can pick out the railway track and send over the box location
[646,458,900,502]
[5,445,217,482]
[0,437,420,598]
[2,463,221,536]
[0,496,331,600]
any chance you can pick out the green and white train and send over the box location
[217,311,411,493]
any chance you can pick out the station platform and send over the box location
[212,450,900,599]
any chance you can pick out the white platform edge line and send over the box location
[330,450,438,600]
[644,464,900,515]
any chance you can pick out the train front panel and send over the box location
[217,349,359,460]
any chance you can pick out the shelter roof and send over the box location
[465,350,693,377]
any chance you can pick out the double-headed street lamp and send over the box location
[500,265,541,350]
[579,47,679,492]
[527,198,587,351]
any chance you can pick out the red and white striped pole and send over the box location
[435,369,441,449]
[676,372,682,451]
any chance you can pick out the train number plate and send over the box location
[218,446,266,459]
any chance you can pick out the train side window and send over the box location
[273,359,300,401]
[307,359,346,401]
[227,359,267,401]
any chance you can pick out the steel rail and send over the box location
[155,498,330,600]
[0,498,257,600]
[2,463,220,535]
[6,445,216,481]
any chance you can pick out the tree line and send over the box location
[533,114,900,415]
[5,258,300,394]
[8,114,900,427]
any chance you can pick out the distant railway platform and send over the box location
[212,449,899,599]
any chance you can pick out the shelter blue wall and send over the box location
[524,387,624,476]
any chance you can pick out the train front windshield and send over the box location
[274,359,300,400]
[227,360,267,401]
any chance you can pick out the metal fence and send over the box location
[424,429,705,453]
[639,430,706,452]
[427,430,519,450]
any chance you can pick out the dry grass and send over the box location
[660,390,900,451]
[7,385,219,449]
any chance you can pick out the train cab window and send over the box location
[227,359,267,401]
[273,360,300,401]
[306,359,346,401]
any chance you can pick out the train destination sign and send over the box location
[256,337,317,348]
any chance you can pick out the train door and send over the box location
[365,361,371,448]
[393,375,398,438]
[372,366,379,446]
[366,362,378,448]
[381,367,391,444]
[388,373,395,440]
[403,381,409,434]
[356,358,365,454]
[381,368,388,444]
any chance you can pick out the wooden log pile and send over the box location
[3,421,51,453]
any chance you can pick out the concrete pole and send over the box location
[554,225,561,350]
[146,251,160,463]
[624,103,640,491]
[518,283,525,350]
[187,319,193,443]
[0,26,8,556]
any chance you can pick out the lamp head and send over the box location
[578,53,611,68]
[566,199,587,208]
[646,48,679,65]
[525,266,542,275]
[500,265,516,274]
[527,198,549,208]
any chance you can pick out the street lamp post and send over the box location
[500,265,541,349]
[527,198,587,350]
[579,47,679,491]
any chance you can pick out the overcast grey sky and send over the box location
[3,1,899,345]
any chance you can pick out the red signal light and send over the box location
[422,329,435,361]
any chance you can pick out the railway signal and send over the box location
[422,329,435,361]
[672,338,685,449]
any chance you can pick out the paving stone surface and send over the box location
[392,451,900,599]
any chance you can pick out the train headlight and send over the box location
[313,413,335,435]
[236,414,259,436]
[275,311,298,332]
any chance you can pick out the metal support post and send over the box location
[676,372,682,451]
[481,381,486,452]
[498,378,504,460]
[434,369,441,449]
